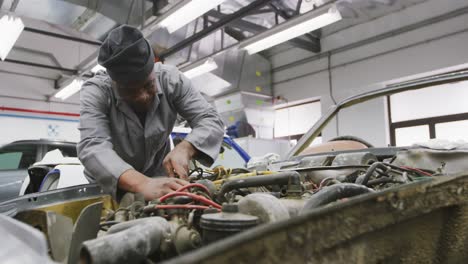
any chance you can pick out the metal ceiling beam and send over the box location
[152,0,168,16]
[126,0,137,24]
[247,7,275,15]
[207,10,266,32]
[207,10,320,53]
[10,0,19,12]
[0,69,56,80]
[269,2,295,18]
[141,0,146,29]
[14,46,63,68]
[295,0,303,14]
[2,59,77,74]
[269,2,321,44]
[24,27,102,46]
[71,8,98,31]
[159,0,273,59]
[285,37,320,52]
[224,27,247,41]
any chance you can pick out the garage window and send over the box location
[394,125,430,147]
[389,81,468,146]
[0,145,37,170]
[435,120,468,142]
[0,152,23,170]
[274,100,321,139]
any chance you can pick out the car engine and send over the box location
[79,148,441,264]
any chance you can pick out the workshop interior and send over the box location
[1,0,468,263]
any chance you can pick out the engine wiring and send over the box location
[159,192,222,209]
[175,183,211,195]
[400,166,433,177]
[157,161,434,213]
[155,160,435,216]
[145,204,216,212]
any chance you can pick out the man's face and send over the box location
[114,72,156,113]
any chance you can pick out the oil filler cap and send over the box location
[200,203,258,244]
[221,203,239,213]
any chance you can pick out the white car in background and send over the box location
[0,140,77,202]
[18,149,87,195]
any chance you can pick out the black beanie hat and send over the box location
[98,25,155,84]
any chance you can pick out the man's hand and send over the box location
[118,169,188,201]
[136,177,188,200]
[163,140,197,180]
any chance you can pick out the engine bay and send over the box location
[75,145,460,264]
[2,141,468,263]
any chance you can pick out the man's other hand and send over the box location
[137,177,188,200]
[118,169,188,201]
[163,140,197,180]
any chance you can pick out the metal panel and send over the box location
[220,110,247,127]
[244,108,275,127]
[14,210,74,262]
[203,46,272,134]
[211,49,245,96]
[0,184,104,217]
[241,95,272,109]
[214,93,244,113]
[238,52,272,97]
[67,201,103,264]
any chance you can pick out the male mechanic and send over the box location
[77,25,224,200]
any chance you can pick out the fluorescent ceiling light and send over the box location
[241,5,342,54]
[91,64,106,73]
[155,0,228,33]
[55,79,84,100]
[0,15,24,60]
[182,58,218,79]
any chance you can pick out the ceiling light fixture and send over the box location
[153,0,228,33]
[240,4,342,54]
[0,15,24,60]
[54,79,84,100]
[182,58,218,79]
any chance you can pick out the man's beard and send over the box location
[129,94,154,113]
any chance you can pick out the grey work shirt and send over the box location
[77,63,224,197]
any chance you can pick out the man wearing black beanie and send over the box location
[77,25,224,200]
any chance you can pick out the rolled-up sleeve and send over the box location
[77,81,133,196]
[167,69,225,166]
